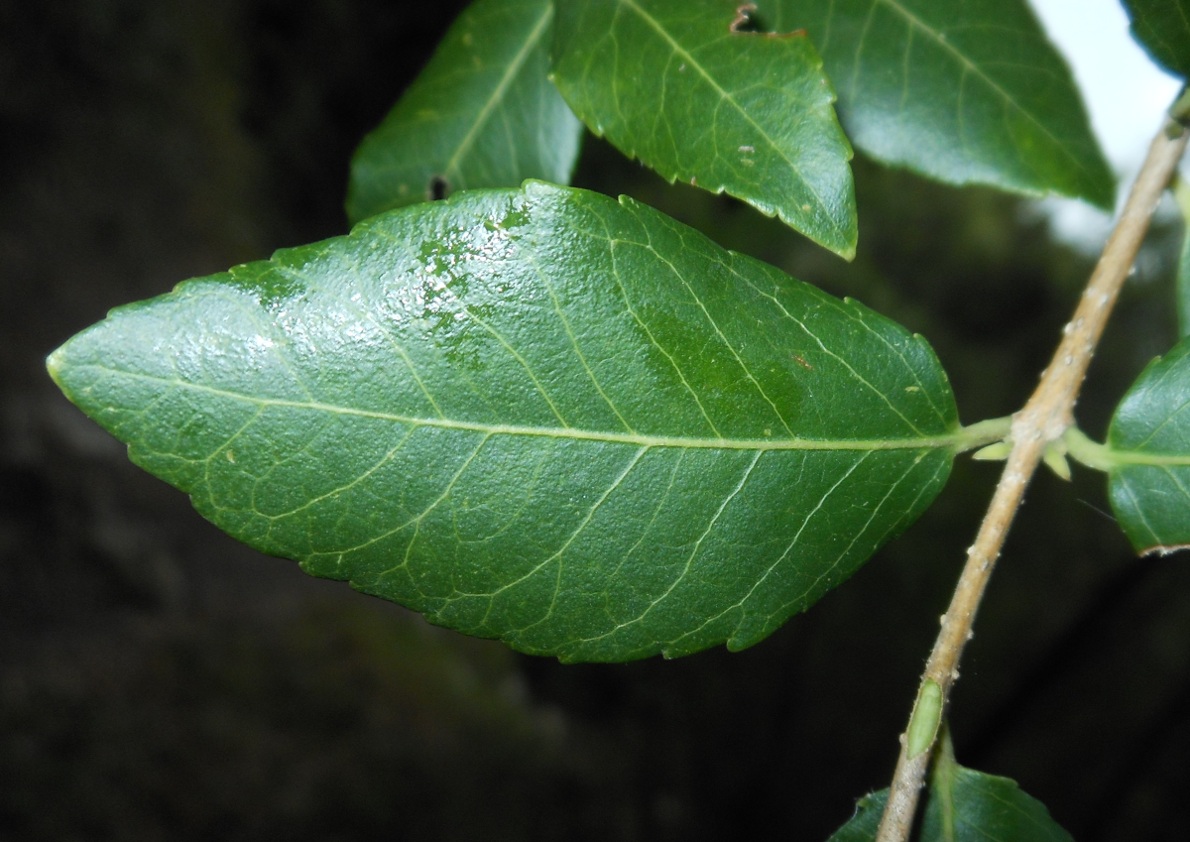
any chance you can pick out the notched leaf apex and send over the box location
[729,3,805,37]
[729,3,760,33]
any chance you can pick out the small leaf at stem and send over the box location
[971,441,1011,461]
[905,679,943,759]
[48,182,959,662]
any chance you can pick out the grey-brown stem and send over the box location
[874,117,1189,842]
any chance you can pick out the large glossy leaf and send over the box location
[48,182,959,662]
[1106,337,1190,555]
[757,0,1115,209]
[345,0,582,223]
[828,760,1072,841]
[1121,0,1190,79]
[550,0,857,258]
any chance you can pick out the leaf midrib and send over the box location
[84,365,960,452]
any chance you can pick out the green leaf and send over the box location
[828,742,1072,841]
[345,0,582,224]
[48,182,958,662]
[828,773,1072,841]
[1121,0,1190,79]
[1178,235,1190,340]
[550,0,857,258]
[1175,178,1190,338]
[1105,337,1190,555]
[757,0,1116,209]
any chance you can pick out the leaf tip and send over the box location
[46,345,65,377]
[772,204,856,259]
[46,343,74,395]
[1083,174,1117,214]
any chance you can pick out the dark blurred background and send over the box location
[3,2,1189,840]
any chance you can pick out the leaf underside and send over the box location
[550,0,857,258]
[1108,337,1190,555]
[759,0,1115,209]
[48,182,957,662]
[345,0,582,223]
[1121,0,1190,79]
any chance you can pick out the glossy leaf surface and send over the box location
[1122,0,1190,78]
[758,0,1115,209]
[829,742,1072,842]
[345,0,581,223]
[551,0,857,258]
[1107,337,1190,555]
[48,182,958,662]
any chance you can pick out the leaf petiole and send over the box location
[950,416,1013,454]
[1065,426,1190,471]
